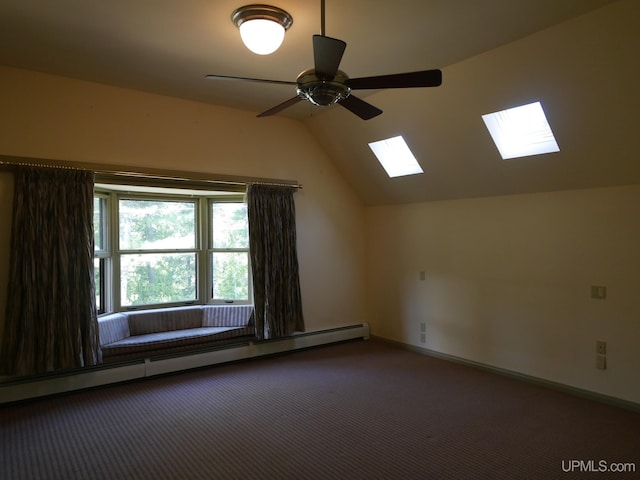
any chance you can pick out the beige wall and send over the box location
[366,186,640,404]
[2,66,639,407]
[0,66,368,337]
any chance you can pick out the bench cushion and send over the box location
[101,326,253,359]
[98,305,256,362]
[202,305,254,327]
[98,313,130,345]
[127,306,203,335]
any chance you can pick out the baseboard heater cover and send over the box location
[0,322,369,404]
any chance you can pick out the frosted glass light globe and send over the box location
[239,19,285,55]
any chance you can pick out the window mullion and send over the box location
[111,193,121,312]
[199,198,210,304]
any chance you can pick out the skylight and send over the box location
[482,101,560,160]
[368,135,424,178]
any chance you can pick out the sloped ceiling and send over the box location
[1,0,638,205]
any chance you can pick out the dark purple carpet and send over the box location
[2,339,639,479]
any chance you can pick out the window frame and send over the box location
[116,193,201,309]
[93,193,110,315]
[94,185,251,314]
[208,197,252,305]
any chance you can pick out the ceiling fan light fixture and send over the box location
[206,2,443,119]
[232,5,293,55]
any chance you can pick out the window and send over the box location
[93,185,251,312]
[118,198,198,307]
[368,135,424,178]
[210,201,250,302]
[482,101,560,160]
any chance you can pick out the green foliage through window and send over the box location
[119,199,195,250]
[121,253,196,307]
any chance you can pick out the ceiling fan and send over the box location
[205,1,442,120]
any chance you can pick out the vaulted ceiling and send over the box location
[1,0,638,205]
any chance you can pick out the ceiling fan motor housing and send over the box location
[296,69,351,106]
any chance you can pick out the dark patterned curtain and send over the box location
[1,166,100,376]
[247,184,304,340]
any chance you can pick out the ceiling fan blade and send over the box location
[205,74,296,86]
[338,95,382,120]
[257,96,304,117]
[313,35,347,78]
[348,69,442,90]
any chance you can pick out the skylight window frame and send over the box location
[482,101,560,160]
[368,135,424,178]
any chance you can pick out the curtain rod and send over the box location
[0,155,303,189]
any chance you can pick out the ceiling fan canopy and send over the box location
[206,2,442,120]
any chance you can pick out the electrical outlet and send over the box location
[420,322,426,333]
[591,286,607,299]
[596,355,607,370]
[420,333,426,344]
[596,341,607,355]
[419,271,426,281]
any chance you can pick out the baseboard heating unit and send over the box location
[0,322,370,404]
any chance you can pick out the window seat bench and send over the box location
[98,305,256,363]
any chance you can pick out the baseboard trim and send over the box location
[0,323,370,404]
[372,335,640,414]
